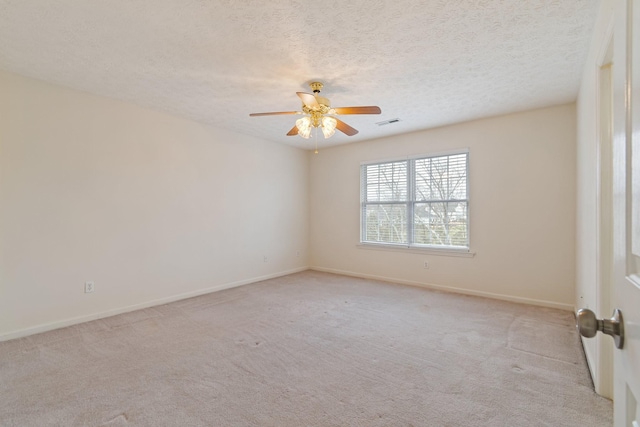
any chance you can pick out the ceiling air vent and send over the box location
[376,118,401,126]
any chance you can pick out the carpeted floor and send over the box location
[0,271,612,426]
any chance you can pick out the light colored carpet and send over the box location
[0,271,612,426]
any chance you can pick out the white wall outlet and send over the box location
[263,256,268,263]
[423,261,429,269]
[296,251,300,258]
[85,281,95,293]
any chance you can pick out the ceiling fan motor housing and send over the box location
[302,100,331,115]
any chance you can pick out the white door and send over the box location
[612,0,640,425]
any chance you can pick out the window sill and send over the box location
[356,243,476,258]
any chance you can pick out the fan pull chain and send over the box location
[314,127,318,154]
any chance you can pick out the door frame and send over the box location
[582,12,617,399]
[594,23,615,399]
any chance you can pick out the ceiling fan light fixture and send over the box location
[249,81,381,142]
[321,116,337,139]
[296,117,312,139]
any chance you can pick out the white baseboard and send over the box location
[0,267,308,342]
[311,266,574,311]
[580,335,597,387]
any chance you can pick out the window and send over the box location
[361,151,469,250]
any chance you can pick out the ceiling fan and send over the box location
[249,82,381,140]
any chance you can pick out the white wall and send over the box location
[309,104,576,309]
[0,70,309,340]
[575,0,615,398]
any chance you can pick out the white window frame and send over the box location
[359,149,471,255]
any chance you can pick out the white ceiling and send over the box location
[0,0,599,149]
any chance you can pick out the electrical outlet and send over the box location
[296,251,300,258]
[263,256,268,263]
[85,281,95,293]
[423,261,429,269]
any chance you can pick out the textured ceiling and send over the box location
[0,0,599,149]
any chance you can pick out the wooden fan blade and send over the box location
[286,125,299,136]
[335,118,359,136]
[249,111,301,117]
[296,92,320,109]
[331,106,381,115]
